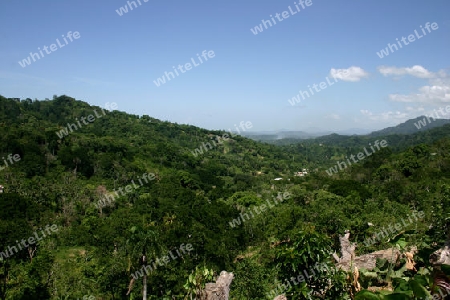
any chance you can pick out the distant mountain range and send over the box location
[242,116,450,142]
[368,116,450,136]
[242,129,372,140]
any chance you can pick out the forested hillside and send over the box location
[1,95,450,299]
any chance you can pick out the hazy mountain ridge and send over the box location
[244,116,450,148]
[368,115,450,136]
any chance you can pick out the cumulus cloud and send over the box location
[389,83,450,103]
[378,65,436,78]
[377,65,450,104]
[329,66,369,82]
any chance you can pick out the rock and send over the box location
[337,231,356,264]
[430,240,450,266]
[335,231,416,271]
[200,271,234,300]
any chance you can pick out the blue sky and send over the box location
[1,0,449,132]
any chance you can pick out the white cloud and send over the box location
[329,66,369,82]
[360,109,409,122]
[405,106,425,112]
[360,109,373,117]
[389,89,450,103]
[389,76,450,104]
[378,65,435,78]
[325,113,340,120]
[377,66,450,104]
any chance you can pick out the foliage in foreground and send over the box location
[0,96,450,299]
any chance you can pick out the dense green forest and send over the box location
[1,95,449,299]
